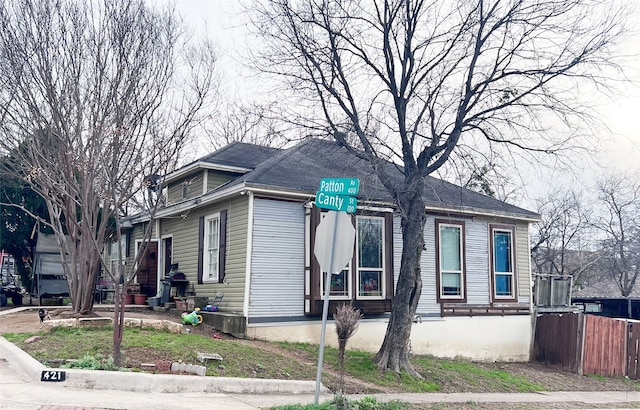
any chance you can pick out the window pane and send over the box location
[329,269,349,297]
[207,250,218,279]
[359,270,382,297]
[205,217,219,281]
[358,218,382,268]
[493,231,512,273]
[442,272,461,295]
[495,274,512,296]
[208,220,219,248]
[440,226,461,271]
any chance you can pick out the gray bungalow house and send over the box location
[121,138,540,361]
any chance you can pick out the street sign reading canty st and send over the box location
[315,178,359,214]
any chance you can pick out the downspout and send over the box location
[528,224,537,362]
[243,191,254,318]
[155,219,161,293]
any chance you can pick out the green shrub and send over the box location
[64,353,121,371]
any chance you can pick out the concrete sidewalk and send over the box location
[2,307,640,409]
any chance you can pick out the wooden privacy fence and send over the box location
[629,323,640,380]
[533,313,640,379]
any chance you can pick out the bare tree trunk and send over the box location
[112,282,131,366]
[373,190,425,377]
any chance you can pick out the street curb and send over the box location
[1,335,46,380]
[0,336,328,395]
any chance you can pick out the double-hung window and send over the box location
[307,207,392,315]
[490,224,517,301]
[435,220,466,301]
[198,210,227,284]
[357,216,384,299]
[319,215,386,300]
[203,213,220,282]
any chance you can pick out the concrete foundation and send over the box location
[200,311,246,338]
[247,315,532,362]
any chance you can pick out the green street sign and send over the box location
[315,192,357,214]
[318,178,360,196]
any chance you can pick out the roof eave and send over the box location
[163,161,251,184]
[129,183,540,224]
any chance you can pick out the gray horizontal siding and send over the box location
[418,216,440,315]
[465,220,490,304]
[249,198,305,318]
[516,223,532,304]
[391,214,532,313]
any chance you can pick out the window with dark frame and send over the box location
[197,210,227,284]
[307,206,393,315]
[490,224,517,302]
[204,213,220,282]
[357,216,385,299]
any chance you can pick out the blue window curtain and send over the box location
[493,232,512,273]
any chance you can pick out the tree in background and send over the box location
[249,0,628,376]
[0,0,217,364]
[594,173,640,299]
[531,189,599,288]
[203,101,292,150]
[0,168,48,293]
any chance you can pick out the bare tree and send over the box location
[0,0,216,363]
[437,147,521,202]
[594,173,640,298]
[530,189,599,288]
[249,0,628,375]
[202,101,292,150]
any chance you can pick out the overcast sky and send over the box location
[158,0,640,200]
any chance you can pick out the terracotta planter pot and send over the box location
[133,294,147,305]
[175,300,187,311]
[123,294,134,305]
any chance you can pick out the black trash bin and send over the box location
[160,278,172,305]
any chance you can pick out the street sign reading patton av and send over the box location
[315,178,359,214]
[318,178,359,195]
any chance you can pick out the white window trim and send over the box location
[203,212,220,283]
[438,222,464,300]
[321,264,353,300]
[492,227,515,300]
[356,215,385,301]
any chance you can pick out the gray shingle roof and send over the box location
[199,142,282,169]
[218,138,538,219]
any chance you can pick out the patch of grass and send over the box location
[413,357,544,392]
[4,326,316,380]
[277,342,439,392]
[4,325,630,395]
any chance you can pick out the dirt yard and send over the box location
[1,305,639,396]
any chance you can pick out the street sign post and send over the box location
[313,178,359,403]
